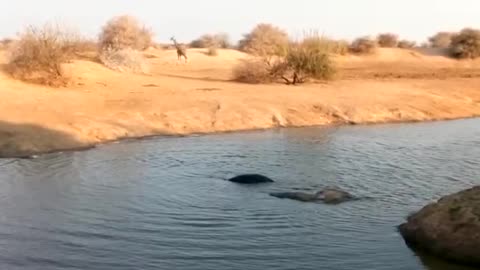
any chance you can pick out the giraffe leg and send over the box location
[176,54,181,65]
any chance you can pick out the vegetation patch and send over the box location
[238,23,289,57]
[99,48,149,74]
[349,37,377,54]
[377,33,399,48]
[99,15,152,51]
[429,32,455,48]
[398,40,416,49]
[449,28,480,59]
[190,33,230,49]
[6,24,79,86]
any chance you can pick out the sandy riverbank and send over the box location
[1,47,480,158]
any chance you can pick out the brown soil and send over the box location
[1,47,480,157]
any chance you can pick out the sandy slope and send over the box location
[1,48,480,157]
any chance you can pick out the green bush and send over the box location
[449,28,480,59]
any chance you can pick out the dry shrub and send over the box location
[215,33,231,49]
[233,42,335,85]
[301,36,349,55]
[233,59,273,84]
[398,40,416,49]
[99,15,152,51]
[191,33,230,48]
[429,32,454,48]
[6,24,78,86]
[350,37,377,54]
[377,33,398,47]
[70,39,98,52]
[206,47,218,56]
[271,44,335,84]
[99,48,149,73]
[0,38,14,50]
[190,34,214,48]
[330,40,350,55]
[449,28,480,59]
[238,23,289,56]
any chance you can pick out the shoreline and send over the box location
[2,48,480,158]
[3,115,480,159]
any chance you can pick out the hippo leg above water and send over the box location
[228,174,274,184]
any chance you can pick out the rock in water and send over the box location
[398,186,480,267]
[228,174,274,184]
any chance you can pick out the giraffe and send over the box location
[170,36,188,63]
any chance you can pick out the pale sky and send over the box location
[1,0,479,43]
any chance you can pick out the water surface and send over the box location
[0,119,479,270]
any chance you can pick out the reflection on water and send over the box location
[0,119,479,270]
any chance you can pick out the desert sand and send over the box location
[1,47,480,157]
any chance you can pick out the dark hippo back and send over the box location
[228,174,275,184]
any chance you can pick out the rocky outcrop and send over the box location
[398,186,480,267]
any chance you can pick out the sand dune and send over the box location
[1,48,480,157]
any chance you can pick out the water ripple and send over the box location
[0,119,479,270]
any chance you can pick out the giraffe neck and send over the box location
[172,39,179,48]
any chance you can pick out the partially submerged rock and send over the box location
[228,174,274,184]
[270,187,354,204]
[398,186,480,267]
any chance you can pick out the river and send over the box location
[0,119,479,270]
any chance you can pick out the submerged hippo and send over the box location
[270,187,354,204]
[228,174,275,184]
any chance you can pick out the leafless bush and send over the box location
[350,37,377,54]
[270,44,335,84]
[301,35,349,55]
[99,15,152,51]
[377,33,398,48]
[99,47,150,73]
[429,32,455,48]
[191,33,231,49]
[233,42,335,85]
[206,47,218,56]
[450,28,480,59]
[238,23,289,57]
[6,24,78,86]
[233,59,274,84]
[398,40,416,49]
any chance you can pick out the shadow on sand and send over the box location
[0,121,92,159]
